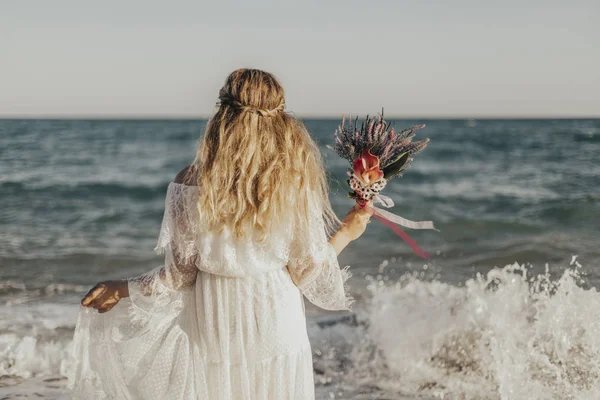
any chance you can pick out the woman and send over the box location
[68,69,371,399]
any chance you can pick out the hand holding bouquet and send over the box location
[331,113,436,258]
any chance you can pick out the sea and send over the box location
[0,118,599,399]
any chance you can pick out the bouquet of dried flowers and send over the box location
[331,112,436,258]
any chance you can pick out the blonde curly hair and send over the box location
[191,68,339,241]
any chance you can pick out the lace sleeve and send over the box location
[287,198,353,311]
[154,182,201,266]
[127,183,199,318]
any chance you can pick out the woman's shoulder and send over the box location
[173,165,198,186]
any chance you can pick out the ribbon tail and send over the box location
[372,206,437,231]
[372,214,430,259]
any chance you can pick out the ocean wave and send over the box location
[2,260,600,400]
[0,281,87,296]
[0,301,78,379]
[0,335,72,379]
[311,258,600,399]
[0,181,170,200]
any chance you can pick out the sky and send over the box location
[1,0,599,118]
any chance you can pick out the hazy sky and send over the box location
[1,0,599,118]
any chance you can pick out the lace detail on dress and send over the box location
[287,194,354,311]
[296,244,354,311]
[126,266,195,327]
[154,183,295,277]
[125,182,200,324]
[155,182,201,263]
[150,182,351,310]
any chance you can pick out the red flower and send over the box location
[353,149,383,185]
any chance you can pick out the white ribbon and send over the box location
[373,193,395,208]
[372,194,437,231]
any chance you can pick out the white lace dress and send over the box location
[67,182,352,400]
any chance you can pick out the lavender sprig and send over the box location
[332,112,429,179]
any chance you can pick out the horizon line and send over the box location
[1,114,600,120]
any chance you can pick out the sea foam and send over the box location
[2,259,600,400]
[315,258,600,399]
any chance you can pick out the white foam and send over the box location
[347,261,600,399]
[0,299,79,380]
[0,334,72,378]
[3,262,600,399]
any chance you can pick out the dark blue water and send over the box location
[1,118,598,288]
[1,118,599,398]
